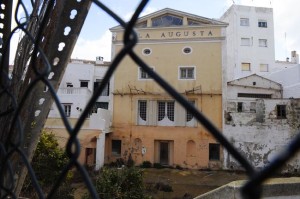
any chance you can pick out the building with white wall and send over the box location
[220,5,275,81]
[45,58,112,170]
[224,74,300,172]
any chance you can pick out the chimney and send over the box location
[96,56,104,64]
[291,51,299,64]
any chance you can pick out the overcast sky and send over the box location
[10,0,300,63]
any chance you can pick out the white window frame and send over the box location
[240,18,249,26]
[258,20,267,28]
[241,63,251,71]
[260,64,269,72]
[178,66,196,80]
[137,100,147,125]
[80,80,89,88]
[138,66,154,80]
[182,46,193,54]
[186,100,196,127]
[258,39,267,47]
[63,104,72,117]
[157,101,175,126]
[241,38,251,46]
[142,48,152,56]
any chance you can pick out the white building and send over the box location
[45,57,112,170]
[224,74,300,172]
[264,51,300,98]
[220,5,275,81]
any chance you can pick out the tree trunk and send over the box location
[0,1,92,197]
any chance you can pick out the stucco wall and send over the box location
[224,99,300,172]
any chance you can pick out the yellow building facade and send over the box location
[108,8,227,169]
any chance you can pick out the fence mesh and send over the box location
[0,0,299,198]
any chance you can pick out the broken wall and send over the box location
[224,98,300,172]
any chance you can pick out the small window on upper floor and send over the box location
[259,39,267,47]
[152,14,183,27]
[260,64,269,72]
[188,19,206,26]
[240,18,249,26]
[241,38,251,46]
[135,21,147,28]
[179,66,195,80]
[258,39,268,47]
[258,20,267,28]
[241,63,251,71]
[182,47,192,54]
[139,67,154,80]
[80,80,89,88]
[142,48,152,55]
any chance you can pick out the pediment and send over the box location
[228,74,282,90]
[111,8,227,30]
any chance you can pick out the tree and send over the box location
[0,1,92,197]
[21,131,74,199]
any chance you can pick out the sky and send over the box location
[10,0,300,63]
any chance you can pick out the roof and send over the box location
[228,74,282,90]
[110,8,228,30]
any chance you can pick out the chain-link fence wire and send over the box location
[1,0,300,198]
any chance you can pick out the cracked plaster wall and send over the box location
[224,99,300,172]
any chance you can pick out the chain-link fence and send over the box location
[1,0,300,198]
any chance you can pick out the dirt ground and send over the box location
[142,168,247,199]
[73,168,248,199]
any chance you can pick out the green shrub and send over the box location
[153,163,163,169]
[82,166,148,199]
[141,161,152,168]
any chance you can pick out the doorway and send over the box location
[160,142,169,165]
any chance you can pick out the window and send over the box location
[188,19,205,26]
[241,38,251,46]
[186,101,195,122]
[135,21,147,28]
[240,18,249,26]
[259,39,267,47]
[152,15,183,27]
[80,80,89,88]
[158,101,175,123]
[142,48,151,55]
[179,67,195,79]
[237,102,243,112]
[182,47,192,54]
[277,105,287,119]
[238,93,272,98]
[91,102,109,113]
[250,102,256,113]
[63,104,71,117]
[138,100,147,125]
[139,67,153,79]
[260,64,269,72]
[66,82,73,87]
[94,79,109,96]
[209,143,220,160]
[258,20,267,28]
[112,140,121,156]
[241,63,251,71]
